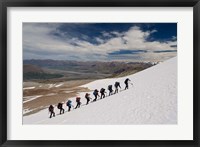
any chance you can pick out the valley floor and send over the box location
[23,79,92,116]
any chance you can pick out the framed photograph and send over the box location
[0,0,199,146]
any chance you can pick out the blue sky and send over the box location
[23,23,177,62]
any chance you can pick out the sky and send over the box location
[23,23,177,62]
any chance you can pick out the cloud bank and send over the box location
[23,23,177,62]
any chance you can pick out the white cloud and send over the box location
[172,36,177,40]
[150,29,157,34]
[23,24,177,62]
[111,31,123,37]
[95,37,104,44]
[101,31,112,37]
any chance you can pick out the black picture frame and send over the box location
[0,0,199,146]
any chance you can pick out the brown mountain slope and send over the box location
[24,64,44,73]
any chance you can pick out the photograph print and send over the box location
[23,23,177,124]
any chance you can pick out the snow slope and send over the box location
[23,57,177,124]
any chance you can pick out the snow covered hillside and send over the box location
[23,57,177,124]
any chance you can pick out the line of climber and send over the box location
[48,78,132,118]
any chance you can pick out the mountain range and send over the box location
[23,60,154,81]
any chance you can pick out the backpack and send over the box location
[76,97,81,102]
[85,93,89,98]
[125,78,129,84]
[108,85,112,90]
[49,105,53,112]
[100,88,105,93]
[66,100,71,106]
[115,82,119,87]
[57,103,62,109]
[93,90,98,95]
